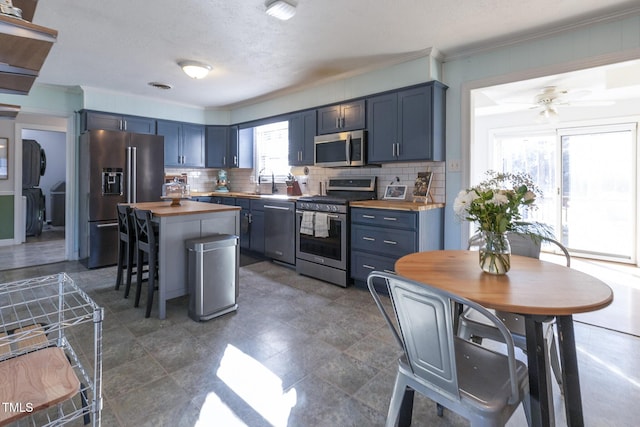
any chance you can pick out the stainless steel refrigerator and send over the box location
[79,130,164,268]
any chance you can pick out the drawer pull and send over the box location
[362,237,375,241]
[363,264,376,270]
[383,217,397,221]
[383,240,397,245]
[362,214,376,219]
[383,269,395,274]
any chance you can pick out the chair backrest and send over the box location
[368,271,521,404]
[468,231,570,267]
[132,209,155,251]
[117,204,134,242]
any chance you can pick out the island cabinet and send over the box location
[206,125,253,168]
[157,120,205,168]
[317,100,365,134]
[366,82,446,163]
[350,206,443,288]
[288,109,317,166]
[81,110,156,134]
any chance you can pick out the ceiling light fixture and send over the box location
[178,60,212,79]
[265,0,296,20]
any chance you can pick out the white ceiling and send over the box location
[31,0,640,109]
[474,59,640,117]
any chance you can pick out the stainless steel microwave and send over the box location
[314,130,366,167]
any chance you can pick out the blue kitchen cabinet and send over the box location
[288,109,316,166]
[249,199,265,254]
[81,110,156,134]
[367,82,446,163]
[206,125,253,168]
[316,100,365,134]
[157,120,205,168]
[350,206,443,289]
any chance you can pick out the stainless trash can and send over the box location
[186,234,239,321]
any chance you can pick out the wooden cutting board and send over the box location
[0,347,80,425]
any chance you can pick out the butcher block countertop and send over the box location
[125,200,240,217]
[349,200,445,211]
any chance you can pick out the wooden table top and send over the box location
[395,250,613,316]
[125,200,240,217]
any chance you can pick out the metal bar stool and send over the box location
[115,204,136,296]
[132,208,159,318]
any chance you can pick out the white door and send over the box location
[493,123,637,263]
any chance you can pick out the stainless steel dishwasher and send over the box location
[264,200,296,265]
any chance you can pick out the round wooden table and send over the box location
[395,250,613,427]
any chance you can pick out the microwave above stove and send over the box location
[314,130,366,167]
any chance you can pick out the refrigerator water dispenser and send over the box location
[102,168,123,195]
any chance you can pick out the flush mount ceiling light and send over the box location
[178,60,212,79]
[265,0,296,20]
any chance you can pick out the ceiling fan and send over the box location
[530,86,613,120]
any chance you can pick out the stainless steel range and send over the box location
[295,176,377,287]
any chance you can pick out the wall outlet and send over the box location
[448,159,461,172]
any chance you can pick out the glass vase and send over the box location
[479,231,511,275]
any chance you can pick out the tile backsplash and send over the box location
[166,161,445,203]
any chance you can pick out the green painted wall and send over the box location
[0,195,14,240]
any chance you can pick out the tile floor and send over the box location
[1,258,639,427]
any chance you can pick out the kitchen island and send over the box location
[126,200,240,319]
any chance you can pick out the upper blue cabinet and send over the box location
[157,120,205,168]
[288,109,316,166]
[81,110,156,135]
[205,125,253,169]
[316,100,365,135]
[367,81,446,163]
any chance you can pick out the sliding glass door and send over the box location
[493,123,637,262]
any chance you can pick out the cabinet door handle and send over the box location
[234,155,237,166]
[383,240,397,245]
[383,217,397,221]
[122,119,127,131]
[97,222,118,228]
[362,264,375,270]
[265,205,291,211]
[392,143,396,157]
[340,117,345,128]
[362,214,376,219]
[223,156,226,166]
[362,236,375,241]
[396,143,401,157]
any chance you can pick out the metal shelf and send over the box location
[0,273,103,427]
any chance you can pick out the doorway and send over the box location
[492,123,637,263]
[471,59,640,265]
[22,129,66,266]
[0,123,69,272]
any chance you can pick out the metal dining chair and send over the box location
[368,271,530,427]
[459,231,571,389]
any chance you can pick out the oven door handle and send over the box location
[296,210,343,220]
